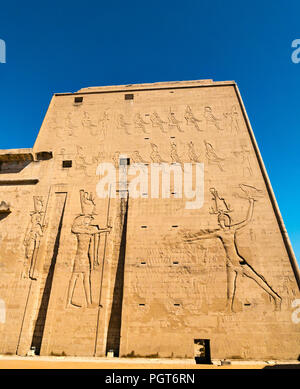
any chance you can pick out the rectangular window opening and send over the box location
[141,225,147,229]
[62,160,72,168]
[74,96,83,104]
[119,158,130,166]
[125,93,134,100]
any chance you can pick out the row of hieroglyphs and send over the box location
[48,105,241,138]
[61,140,253,177]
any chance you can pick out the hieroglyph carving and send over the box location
[66,190,111,309]
[183,187,281,312]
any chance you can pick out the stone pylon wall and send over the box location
[0,80,299,359]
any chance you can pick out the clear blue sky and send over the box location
[0,0,299,264]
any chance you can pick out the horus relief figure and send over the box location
[224,105,240,134]
[184,106,203,131]
[23,197,46,280]
[183,188,281,312]
[66,190,111,309]
[204,106,224,131]
[204,140,225,171]
[82,111,98,136]
[168,110,183,132]
[117,114,131,135]
[150,111,168,133]
[98,111,110,139]
[150,143,166,163]
[187,141,201,163]
[134,113,150,134]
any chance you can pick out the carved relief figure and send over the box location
[23,197,46,280]
[170,142,183,167]
[82,111,98,136]
[66,190,111,309]
[187,141,201,163]
[204,106,223,131]
[204,140,225,171]
[150,112,168,133]
[134,113,150,134]
[98,111,110,139]
[65,111,78,136]
[224,105,240,134]
[74,145,92,177]
[150,143,166,163]
[184,106,202,131]
[131,151,148,164]
[233,146,253,177]
[168,110,183,132]
[117,114,131,135]
[183,188,281,312]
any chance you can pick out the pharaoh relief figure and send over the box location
[233,145,253,177]
[23,197,46,280]
[66,190,111,309]
[182,186,281,312]
[98,111,110,139]
[224,105,240,134]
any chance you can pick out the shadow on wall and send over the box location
[263,356,300,369]
[105,197,128,357]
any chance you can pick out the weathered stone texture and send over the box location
[0,80,299,360]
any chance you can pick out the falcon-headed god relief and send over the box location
[66,190,111,309]
[182,187,281,313]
